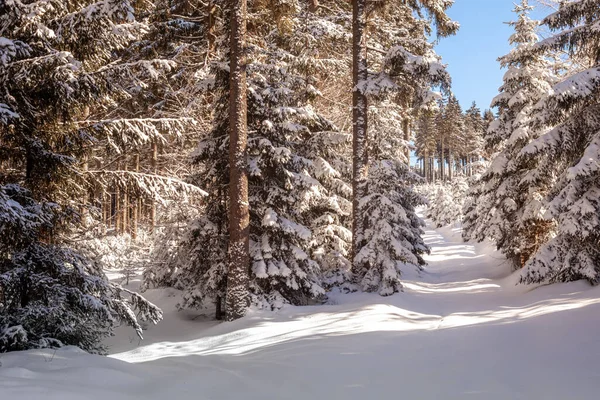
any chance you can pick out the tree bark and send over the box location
[440,137,445,182]
[226,0,250,321]
[150,141,158,234]
[115,161,121,233]
[123,162,129,235]
[403,114,411,165]
[448,148,453,181]
[132,153,140,239]
[351,0,368,270]
[424,152,429,182]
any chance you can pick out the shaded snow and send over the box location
[2,217,600,399]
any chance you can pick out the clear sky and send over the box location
[434,0,548,113]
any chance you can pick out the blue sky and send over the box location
[434,0,548,113]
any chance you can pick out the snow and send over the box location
[3,216,600,399]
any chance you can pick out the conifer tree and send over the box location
[467,0,556,268]
[463,102,485,175]
[519,0,600,284]
[351,0,457,295]
[0,0,162,353]
[149,1,353,313]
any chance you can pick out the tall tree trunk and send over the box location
[226,0,250,321]
[102,191,108,234]
[123,162,129,235]
[115,161,121,233]
[448,149,453,181]
[403,117,410,165]
[430,157,434,182]
[150,141,158,234]
[440,138,445,182]
[132,153,140,239]
[351,0,368,269]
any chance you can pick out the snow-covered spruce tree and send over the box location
[462,107,494,241]
[0,0,162,353]
[351,0,457,295]
[273,2,354,291]
[153,1,352,314]
[519,0,600,284]
[461,158,491,241]
[355,161,429,294]
[460,104,487,240]
[80,0,208,240]
[469,0,556,269]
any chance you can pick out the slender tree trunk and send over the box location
[150,141,158,234]
[102,191,108,234]
[132,153,140,239]
[226,0,250,321]
[123,162,129,235]
[215,296,223,320]
[448,149,453,181]
[115,161,121,233]
[351,0,368,269]
[431,157,434,182]
[403,117,410,165]
[440,138,445,182]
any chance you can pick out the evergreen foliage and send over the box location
[467,0,557,269]
[519,0,600,284]
[0,0,162,353]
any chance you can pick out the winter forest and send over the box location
[1,0,600,398]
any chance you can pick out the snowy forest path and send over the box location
[398,214,520,330]
[3,215,600,400]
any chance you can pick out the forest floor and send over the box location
[2,214,600,399]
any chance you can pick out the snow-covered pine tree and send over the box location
[272,1,354,291]
[351,0,457,295]
[0,0,162,353]
[149,0,352,314]
[81,0,208,240]
[355,160,429,294]
[460,103,487,240]
[519,0,600,284]
[468,0,556,269]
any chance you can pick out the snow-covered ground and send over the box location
[2,218,600,399]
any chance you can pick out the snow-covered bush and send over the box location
[0,185,162,354]
[78,233,153,286]
[420,178,469,228]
